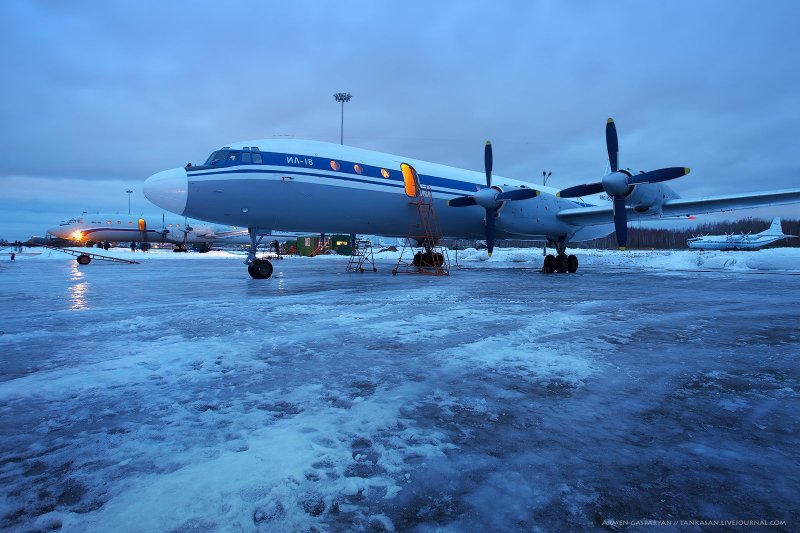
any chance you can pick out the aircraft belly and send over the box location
[185,178,489,238]
[85,229,151,242]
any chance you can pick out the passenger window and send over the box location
[354,164,364,174]
[252,153,262,164]
[381,168,390,179]
[330,160,341,171]
[401,163,419,197]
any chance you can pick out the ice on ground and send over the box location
[4,244,800,275]
[0,252,798,531]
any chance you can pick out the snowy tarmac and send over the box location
[1,249,798,531]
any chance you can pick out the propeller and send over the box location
[159,213,168,244]
[178,217,195,247]
[448,141,538,255]
[558,118,690,250]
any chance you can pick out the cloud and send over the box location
[0,0,798,238]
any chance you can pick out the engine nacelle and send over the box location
[625,183,678,215]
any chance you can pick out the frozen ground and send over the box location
[0,249,798,531]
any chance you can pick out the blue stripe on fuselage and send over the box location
[189,151,595,207]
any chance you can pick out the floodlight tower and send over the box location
[542,171,552,186]
[333,92,352,145]
[126,189,133,215]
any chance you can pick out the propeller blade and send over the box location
[558,183,605,198]
[448,196,478,207]
[484,141,492,188]
[496,189,538,201]
[628,167,690,185]
[606,118,618,172]
[485,209,497,256]
[613,195,628,250]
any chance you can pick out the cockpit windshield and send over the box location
[205,150,235,165]
[204,150,263,166]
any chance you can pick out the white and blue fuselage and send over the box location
[144,139,615,243]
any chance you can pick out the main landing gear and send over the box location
[245,228,273,279]
[542,241,579,274]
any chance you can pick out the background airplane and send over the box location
[47,213,298,251]
[687,217,796,250]
[142,119,800,277]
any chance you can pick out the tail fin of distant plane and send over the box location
[765,217,784,235]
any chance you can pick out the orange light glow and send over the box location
[401,163,419,197]
[330,160,341,171]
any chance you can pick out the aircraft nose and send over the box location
[46,226,64,238]
[144,167,188,215]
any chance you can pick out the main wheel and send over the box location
[542,254,556,274]
[555,254,568,273]
[567,254,579,273]
[77,254,91,265]
[247,259,274,279]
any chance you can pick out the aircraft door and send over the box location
[138,218,147,242]
[400,163,420,198]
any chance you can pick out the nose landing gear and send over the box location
[245,228,274,279]
[247,259,274,279]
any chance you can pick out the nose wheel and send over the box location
[248,258,273,279]
[245,227,274,279]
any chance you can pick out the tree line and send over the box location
[574,217,800,250]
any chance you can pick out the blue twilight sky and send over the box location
[1,0,799,239]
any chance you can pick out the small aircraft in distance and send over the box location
[143,118,800,278]
[47,213,298,251]
[687,217,796,250]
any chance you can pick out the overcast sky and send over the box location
[1,0,798,239]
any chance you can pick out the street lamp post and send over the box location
[126,189,133,215]
[333,92,352,145]
[542,171,552,186]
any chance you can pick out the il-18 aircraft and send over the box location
[687,217,796,250]
[47,213,297,251]
[143,119,800,278]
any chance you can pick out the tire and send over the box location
[77,254,91,265]
[542,254,556,274]
[247,259,273,279]
[567,254,579,273]
[555,254,568,273]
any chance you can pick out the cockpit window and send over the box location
[204,149,264,166]
[205,151,229,165]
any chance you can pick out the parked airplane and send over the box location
[143,119,800,278]
[47,213,297,251]
[687,217,796,250]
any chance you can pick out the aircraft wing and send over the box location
[557,188,800,226]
